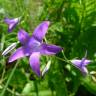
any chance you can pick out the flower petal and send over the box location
[84,60,91,65]
[18,29,30,45]
[29,52,41,77]
[79,58,91,66]
[32,21,50,42]
[40,43,62,55]
[8,23,17,32]
[4,17,20,24]
[4,17,20,32]
[9,47,29,62]
[71,59,81,67]
[81,67,88,75]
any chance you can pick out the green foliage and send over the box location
[39,0,96,95]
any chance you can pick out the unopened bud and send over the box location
[2,42,19,56]
[42,60,51,76]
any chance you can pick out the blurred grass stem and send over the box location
[0,61,19,96]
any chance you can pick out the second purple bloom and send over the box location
[4,17,20,32]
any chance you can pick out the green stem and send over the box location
[62,50,68,61]
[1,57,6,82]
[1,33,5,51]
[55,56,67,62]
[34,81,39,96]
[0,61,19,96]
[63,80,68,96]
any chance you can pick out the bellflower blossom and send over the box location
[71,52,91,75]
[4,17,20,32]
[8,21,62,76]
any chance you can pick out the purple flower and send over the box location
[8,21,62,76]
[4,17,20,32]
[71,56,91,75]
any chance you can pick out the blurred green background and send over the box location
[0,0,96,96]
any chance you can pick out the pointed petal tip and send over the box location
[18,16,21,21]
[8,29,12,32]
[40,43,63,55]
[29,52,41,77]
[8,55,17,63]
[45,21,50,26]
[8,47,28,63]
[8,57,14,63]
[81,67,88,76]
[33,69,41,77]
[58,47,63,53]
[59,47,63,52]
[37,71,41,77]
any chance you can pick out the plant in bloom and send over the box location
[8,21,62,76]
[70,52,91,75]
[4,17,20,32]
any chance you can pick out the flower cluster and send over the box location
[3,17,92,77]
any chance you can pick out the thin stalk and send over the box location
[0,33,5,51]
[55,56,67,62]
[1,33,6,86]
[62,50,68,61]
[34,81,39,96]
[63,80,68,96]
[0,61,19,96]
[1,58,6,80]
